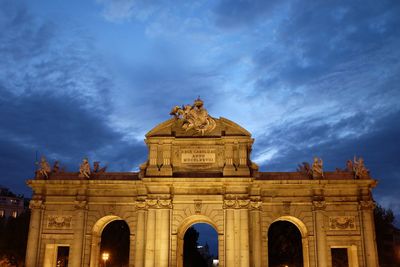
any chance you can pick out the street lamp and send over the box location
[102,252,109,267]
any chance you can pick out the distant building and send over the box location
[0,186,25,218]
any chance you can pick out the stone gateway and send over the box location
[26,99,379,267]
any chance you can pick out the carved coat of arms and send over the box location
[170,98,216,135]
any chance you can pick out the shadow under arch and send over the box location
[268,216,310,267]
[176,215,221,267]
[89,215,131,267]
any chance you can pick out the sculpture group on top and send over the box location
[170,97,216,135]
[297,156,370,179]
[35,156,107,179]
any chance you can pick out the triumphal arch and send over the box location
[26,98,379,267]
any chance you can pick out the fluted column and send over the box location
[250,201,262,267]
[225,209,235,266]
[70,200,87,267]
[144,209,156,267]
[313,200,328,267]
[240,209,250,267]
[157,209,170,267]
[135,209,146,267]
[359,200,379,267]
[25,199,43,267]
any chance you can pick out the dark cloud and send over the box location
[253,110,400,219]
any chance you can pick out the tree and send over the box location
[374,204,400,267]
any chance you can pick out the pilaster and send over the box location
[25,198,44,267]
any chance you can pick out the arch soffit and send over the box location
[270,215,309,237]
[177,215,220,239]
[92,215,132,236]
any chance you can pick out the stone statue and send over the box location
[297,162,312,178]
[170,97,216,135]
[312,157,324,179]
[353,156,369,179]
[52,161,60,174]
[346,160,353,172]
[79,158,91,178]
[93,161,107,173]
[37,156,51,179]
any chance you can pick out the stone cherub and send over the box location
[79,158,91,178]
[312,157,324,179]
[37,156,51,179]
[93,161,107,173]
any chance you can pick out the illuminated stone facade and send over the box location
[26,100,379,267]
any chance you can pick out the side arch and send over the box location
[176,215,221,267]
[268,216,310,267]
[89,215,132,267]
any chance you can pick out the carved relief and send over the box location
[48,215,72,228]
[283,201,291,214]
[329,216,356,230]
[29,199,44,210]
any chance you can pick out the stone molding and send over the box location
[47,215,72,228]
[329,216,356,230]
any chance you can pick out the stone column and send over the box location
[25,199,43,267]
[250,202,262,267]
[225,208,235,266]
[313,200,328,267]
[70,200,87,267]
[240,209,250,267]
[135,209,146,267]
[157,208,170,267]
[144,209,156,267]
[359,200,379,267]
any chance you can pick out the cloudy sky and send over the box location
[1,0,399,223]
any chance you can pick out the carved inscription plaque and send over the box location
[181,148,216,164]
[329,216,356,230]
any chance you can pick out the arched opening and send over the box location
[183,223,218,267]
[176,216,220,267]
[100,220,130,267]
[268,221,303,267]
[89,216,131,267]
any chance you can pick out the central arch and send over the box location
[176,215,221,267]
[89,215,132,267]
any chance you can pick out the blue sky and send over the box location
[0,0,399,225]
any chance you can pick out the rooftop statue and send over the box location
[170,97,216,135]
[79,158,91,178]
[37,156,51,179]
[312,157,324,179]
[353,156,369,179]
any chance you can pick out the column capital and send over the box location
[224,198,250,209]
[359,200,375,210]
[313,200,327,210]
[137,198,172,209]
[74,200,88,210]
[29,199,44,210]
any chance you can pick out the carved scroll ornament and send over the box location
[329,216,356,230]
[48,216,72,228]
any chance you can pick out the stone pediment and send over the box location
[146,117,251,138]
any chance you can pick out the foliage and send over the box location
[0,210,30,267]
[374,204,400,267]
